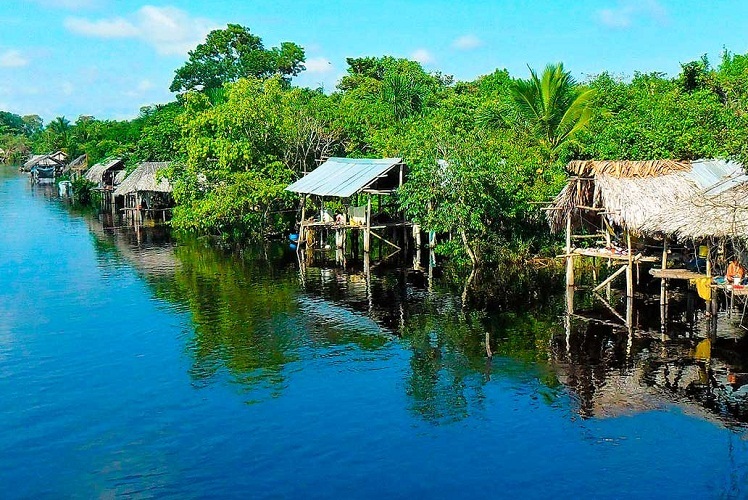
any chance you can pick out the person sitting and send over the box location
[726,258,746,284]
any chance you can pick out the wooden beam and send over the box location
[593,264,628,292]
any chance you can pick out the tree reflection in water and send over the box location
[85,220,748,427]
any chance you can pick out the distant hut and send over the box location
[114,162,173,224]
[64,154,88,179]
[84,158,125,190]
[21,150,67,176]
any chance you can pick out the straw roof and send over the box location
[65,154,87,173]
[84,158,124,185]
[550,159,748,239]
[114,162,172,196]
[113,169,127,186]
[567,160,690,178]
[641,184,748,240]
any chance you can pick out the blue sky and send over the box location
[1,0,748,122]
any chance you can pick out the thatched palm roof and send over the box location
[567,160,690,178]
[65,154,87,173]
[641,184,748,240]
[114,162,172,196]
[84,158,124,185]
[113,169,127,186]
[550,159,748,239]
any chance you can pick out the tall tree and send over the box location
[170,24,305,93]
[507,63,595,152]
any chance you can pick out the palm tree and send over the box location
[380,72,427,121]
[508,63,595,151]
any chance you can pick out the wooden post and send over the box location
[565,213,574,287]
[364,194,371,253]
[626,230,634,297]
[299,195,307,246]
[660,239,668,307]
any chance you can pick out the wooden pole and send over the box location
[565,213,574,288]
[660,239,668,307]
[299,195,307,246]
[592,264,628,292]
[364,194,371,253]
[626,230,634,297]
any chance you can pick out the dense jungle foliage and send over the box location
[4,24,748,264]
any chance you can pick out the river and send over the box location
[2,168,748,498]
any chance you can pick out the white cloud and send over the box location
[305,57,332,74]
[410,48,434,65]
[597,0,666,28]
[64,5,218,56]
[124,78,155,97]
[452,34,482,51]
[61,81,75,96]
[0,49,29,68]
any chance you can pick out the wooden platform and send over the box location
[572,248,659,262]
[649,268,706,280]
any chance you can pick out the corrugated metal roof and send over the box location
[286,157,402,197]
[684,159,748,195]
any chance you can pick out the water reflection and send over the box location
[74,199,748,429]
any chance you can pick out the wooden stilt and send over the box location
[565,214,574,288]
[626,230,634,297]
[660,239,668,307]
[364,195,371,253]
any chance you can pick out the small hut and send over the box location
[64,154,88,179]
[84,158,125,190]
[114,162,173,224]
[286,157,409,254]
[21,151,66,175]
[549,159,748,313]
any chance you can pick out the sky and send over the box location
[1,0,748,122]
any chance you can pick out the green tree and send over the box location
[170,24,305,93]
[505,63,595,152]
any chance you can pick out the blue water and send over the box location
[1,169,748,498]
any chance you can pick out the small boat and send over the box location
[33,165,55,179]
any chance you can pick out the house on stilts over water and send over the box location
[286,157,411,258]
[114,161,173,225]
[549,159,748,326]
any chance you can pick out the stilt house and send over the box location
[285,157,409,253]
[114,162,173,224]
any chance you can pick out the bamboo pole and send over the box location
[626,231,634,297]
[364,195,371,253]
[660,239,668,307]
[592,264,628,292]
[565,214,574,288]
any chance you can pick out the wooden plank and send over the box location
[593,264,628,292]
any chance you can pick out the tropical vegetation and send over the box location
[4,24,748,264]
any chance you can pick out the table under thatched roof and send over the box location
[84,158,124,185]
[550,159,748,240]
[114,162,172,196]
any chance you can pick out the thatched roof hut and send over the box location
[84,158,125,188]
[64,154,87,175]
[550,159,748,240]
[114,162,172,197]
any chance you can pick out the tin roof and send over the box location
[286,157,402,197]
[684,159,748,195]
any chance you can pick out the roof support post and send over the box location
[299,195,307,249]
[626,230,634,298]
[565,213,574,288]
[364,194,371,253]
